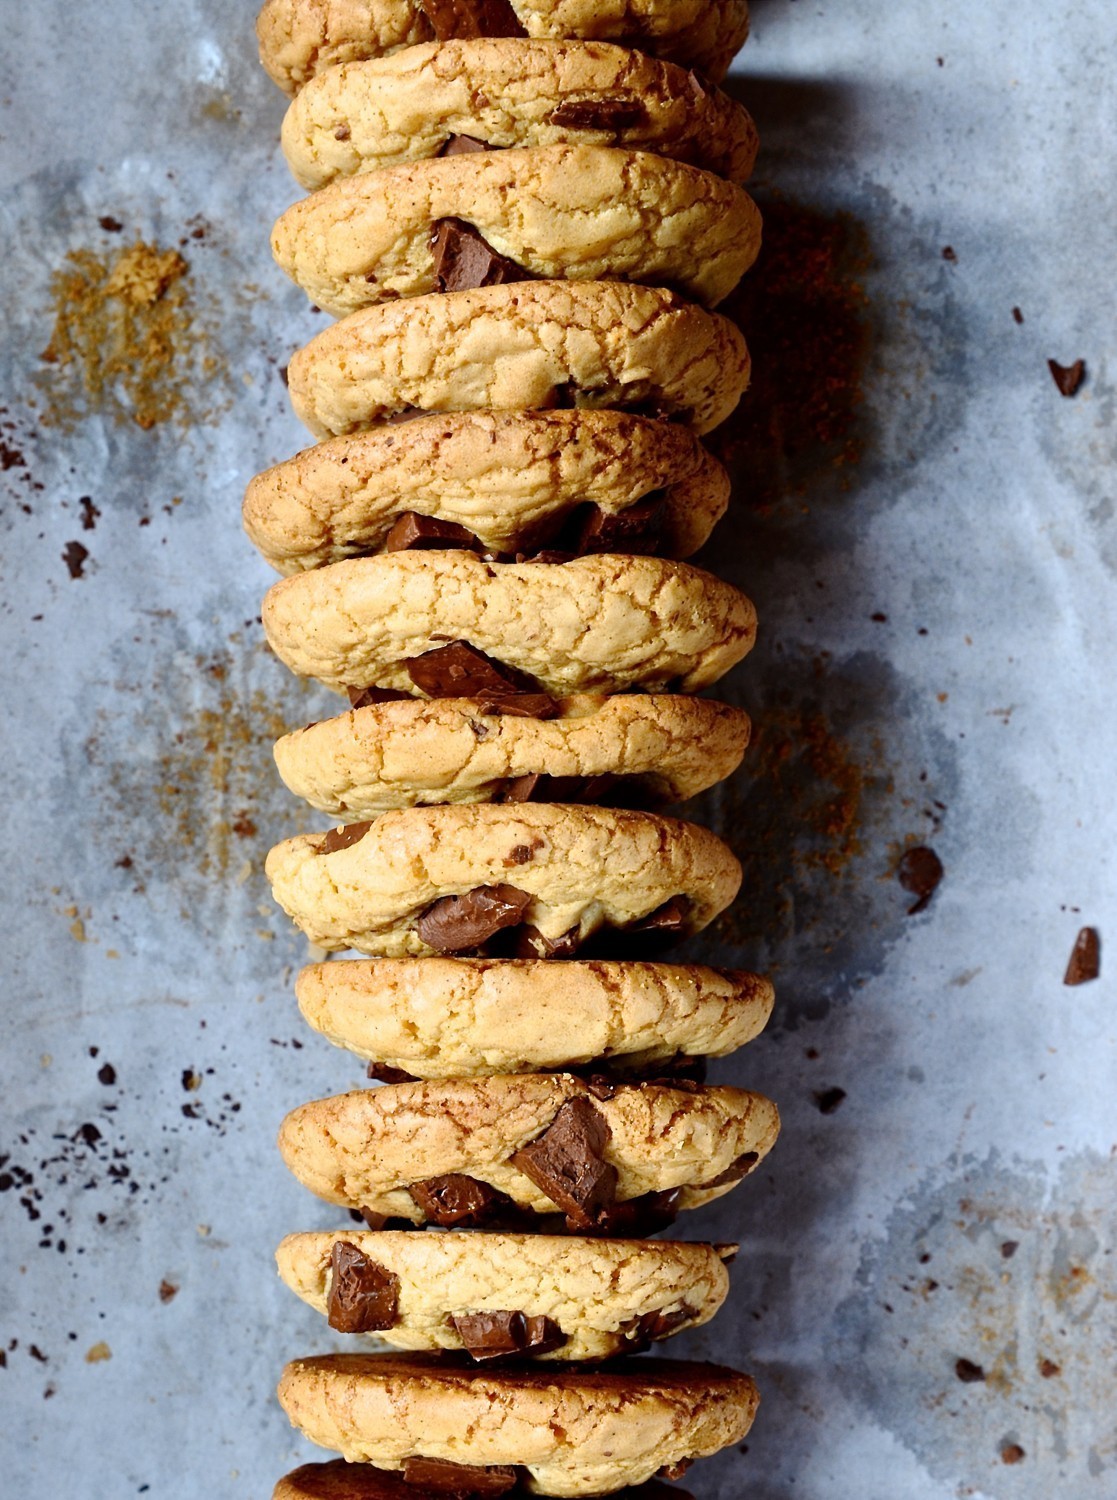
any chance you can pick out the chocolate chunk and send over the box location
[499,774,544,803]
[317,821,373,854]
[549,97,648,132]
[630,896,691,936]
[326,1241,400,1333]
[431,218,528,294]
[511,923,581,959]
[358,1207,421,1232]
[402,1457,519,1495]
[699,1151,759,1189]
[473,694,558,719]
[383,407,427,425]
[406,641,539,699]
[620,1303,696,1352]
[348,685,412,708]
[439,134,492,157]
[409,1174,512,1228]
[658,1460,693,1483]
[954,1357,985,1383]
[418,0,526,42]
[1048,357,1085,396]
[1064,926,1100,985]
[416,883,531,952]
[897,846,944,914]
[573,493,666,556]
[451,1309,566,1361]
[511,1097,617,1229]
[366,1061,418,1084]
[386,512,484,552]
[813,1086,847,1115]
[516,548,576,565]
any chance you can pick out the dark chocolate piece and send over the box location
[897,845,943,914]
[658,1460,693,1483]
[549,97,648,132]
[954,1357,985,1383]
[409,1174,512,1228]
[386,512,484,552]
[431,218,528,294]
[318,821,373,854]
[418,0,526,42]
[1048,357,1085,396]
[1064,926,1100,985]
[813,1086,847,1115]
[326,1241,401,1333]
[402,1456,520,1495]
[367,1061,419,1084]
[348,685,412,708]
[406,641,539,698]
[474,693,559,719]
[451,1309,566,1361]
[439,133,492,157]
[629,896,691,936]
[511,1097,617,1229]
[574,493,666,556]
[620,1303,696,1352]
[416,884,532,952]
[699,1151,759,1189]
[358,1207,421,1232]
[511,923,581,959]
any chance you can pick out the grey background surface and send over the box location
[1,2,1114,1496]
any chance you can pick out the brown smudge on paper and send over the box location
[36,241,225,431]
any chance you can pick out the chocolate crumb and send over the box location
[98,216,124,233]
[1048,357,1085,396]
[1012,306,1024,324]
[814,1086,847,1115]
[317,821,373,855]
[1063,926,1100,985]
[941,246,956,261]
[79,496,100,530]
[158,1279,178,1303]
[334,124,351,141]
[1000,1240,1019,1259]
[1039,1357,1061,1378]
[1001,1443,1025,1465]
[897,846,943,914]
[955,1357,985,1383]
[96,1063,116,1086]
[62,540,89,578]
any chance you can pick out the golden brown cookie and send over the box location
[284,281,750,438]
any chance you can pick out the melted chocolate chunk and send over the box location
[358,1207,422,1232]
[497,772,655,809]
[473,693,558,719]
[451,1309,566,1361]
[511,923,581,959]
[317,821,373,854]
[432,218,528,294]
[418,0,526,42]
[573,493,666,556]
[406,641,539,699]
[416,884,532,952]
[326,1241,401,1333]
[439,133,492,157]
[1048,357,1086,396]
[1064,926,1101,985]
[620,1303,697,1352]
[402,1457,520,1496]
[386,512,484,552]
[348,685,412,708]
[409,1174,513,1228]
[366,1061,419,1084]
[699,1151,759,1189]
[896,846,944,914]
[588,1186,683,1238]
[549,97,648,132]
[511,1097,617,1229]
[630,896,691,936]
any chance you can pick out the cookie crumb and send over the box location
[1048,357,1085,397]
[1063,926,1100,985]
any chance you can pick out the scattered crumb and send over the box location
[1064,927,1100,985]
[84,1342,112,1364]
[1048,357,1085,397]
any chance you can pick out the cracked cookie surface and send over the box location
[262,551,756,696]
[276,1230,733,1360]
[264,803,742,955]
[243,410,728,574]
[274,694,751,818]
[278,1073,779,1220]
[280,41,757,190]
[284,281,750,437]
[273,145,760,315]
[276,1353,760,1495]
[295,956,773,1076]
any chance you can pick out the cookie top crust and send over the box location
[294,955,773,1075]
[260,3,752,97]
[284,281,750,438]
[243,409,729,574]
[272,144,761,315]
[261,551,757,697]
[276,1352,760,1495]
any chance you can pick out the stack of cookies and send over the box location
[249,3,777,1495]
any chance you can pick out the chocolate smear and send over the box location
[402,1457,520,1495]
[326,1241,401,1333]
[386,512,484,552]
[406,641,539,699]
[418,0,526,41]
[348,685,412,708]
[700,1151,759,1189]
[409,1174,512,1228]
[511,1097,617,1229]
[439,134,492,157]
[416,883,532,952]
[451,1309,566,1361]
[549,97,648,132]
[431,219,528,294]
[897,846,943,914]
[1048,357,1085,396]
[317,821,373,855]
[1064,926,1100,985]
